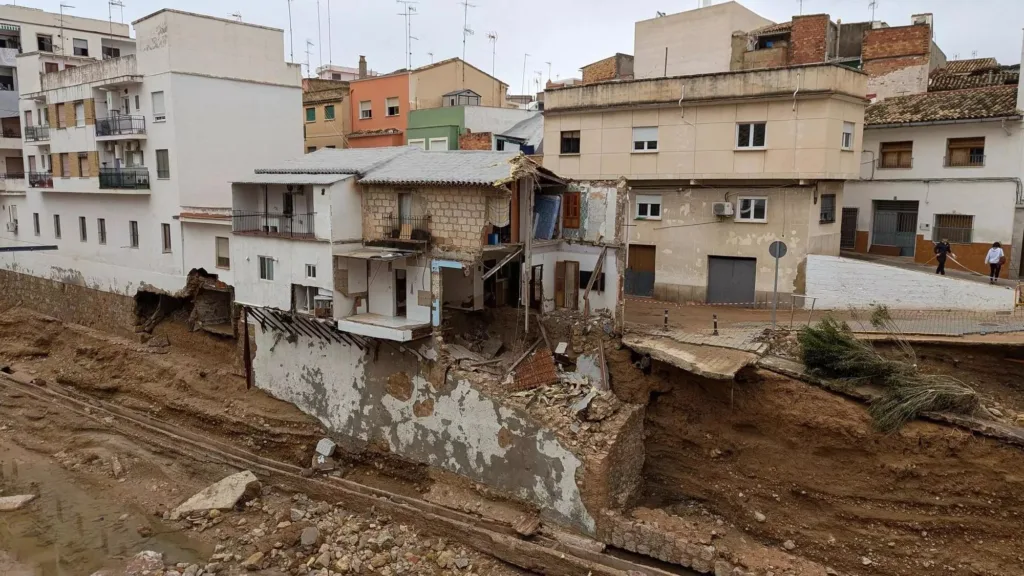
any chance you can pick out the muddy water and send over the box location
[0,444,212,576]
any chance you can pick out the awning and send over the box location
[338,248,419,262]
[232,173,350,186]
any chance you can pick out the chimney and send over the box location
[358,56,367,79]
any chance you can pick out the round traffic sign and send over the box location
[769,240,788,259]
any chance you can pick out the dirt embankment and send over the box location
[628,357,1024,576]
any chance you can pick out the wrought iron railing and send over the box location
[943,154,985,168]
[24,125,49,141]
[232,211,316,238]
[383,213,431,242]
[96,115,146,137]
[28,171,53,188]
[99,167,150,190]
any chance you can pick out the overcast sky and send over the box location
[20,0,1024,94]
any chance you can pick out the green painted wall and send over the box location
[406,107,465,150]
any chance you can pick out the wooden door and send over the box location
[626,244,656,297]
[564,261,579,310]
[555,261,565,308]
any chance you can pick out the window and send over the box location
[102,46,121,60]
[332,73,341,80]
[933,214,974,244]
[635,194,662,220]
[37,34,53,53]
[33,213,39,236]
[259,256,275,280]
[156,149,170,179]
[44,62,58,74]
[75,101,85,126]
[134,95,140,110]
[24,110,31,127]
[77,153,89,177]
[56,103,66,128]
[945,137,985,167]
[819,194,836,224]
[737,197,768,223]
[122,97,130,115]
[161,223,172,253]
[72,38,88,57]
[306,264,317,278]
[307,146,317,153]
[579,270,606,293]
[324,105,335,120]
[151,91,166,121]
[42,107,48,126]
[879,141,913,169]
[305,107,316,122]
[632,127,658,152]
[326,145,336,149]
[842,122,854,150]
[79,216,87,242]
[129,220,139,248]
[53,214,61,239]
[215,237,230,269]
[60,153,70,177]
[97,218,106,244]
[560,130,581,154]
[427,137,449,151]
[408,138,425,149]
[563,190,581,228]
[736,122,767,148]
[359,100,372,120]
[386,97,400,117]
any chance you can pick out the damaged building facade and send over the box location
[543,64,867,304]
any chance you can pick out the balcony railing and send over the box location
[877,156,913,169]
[382,214,431,243]
[99,167,150,190]
[24,125,49,142]
[96,115,146,137]
[943,154,985,168]
[232,211,316,239]
[28,172,53,188]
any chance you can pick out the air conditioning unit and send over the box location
[125,141,138,152]
[5,220,17,233]
[105,141,116,152]
[712,202,734,217]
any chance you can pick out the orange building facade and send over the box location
[347,72,410,148]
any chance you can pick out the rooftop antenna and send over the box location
[305,38,314,78]
[796,0,803,16]
[487,32,498,103]
[869,0,878,22]
[287,0,294,63]
[427,51,434,63]
[316,0,323,72]
[533,70,542,93]
[396,1,418,70]
[971,50,978,58]
[108,1,124,36]
[230,12,242,21]
[545,61,552,82]
[656,11,666,17]
[521,53,530,96]
[326,0,332,67]
[459,0,477,87]
[59,3,74,56]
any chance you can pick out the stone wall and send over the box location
[0,269,136,334]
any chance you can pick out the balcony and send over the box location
[944,154,985,168]
[40,54,141,92]
[24,125,50,142]
[369,214,432,247]
[99,167,150,190]
[0,172,26,195]
[232,211,316,240]
[28,171,53,188]
[96,115,146,139]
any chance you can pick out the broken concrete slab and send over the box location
[315,438,336,457]
[170,470,260,520]
[622,334,760,380]
[576,354,606,390]
[480,337,503,359]
[0,494,37,511]
[448,344,484,362]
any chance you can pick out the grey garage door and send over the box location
[707,256,756,304]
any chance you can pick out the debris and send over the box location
[454,557,470,569]
[290,508,305,522]
[315,438,337,457]
[124,551,164,576]
[240,551,264,570]
[0,494,37,511]
[555,342,568,355]
[170,470,261,520]
[111,455,124,478]
[576,354,605,390]
[861,557,873,566]
[510,344,559,392]
[147,335,170,348]
[312,454,337,472]
[449,344,484,362]
[583,392,619,422]
[570,389,599,415]
[514,515,541,537]
[783,540,796,550]
[753,511,767,523]
[480,337,504,359]
[300,526,320,547]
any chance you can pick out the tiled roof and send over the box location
[943,58,999,75]
[929,71,1018,91]
[359,150,519,186]
[747,21,791,36]
[866,86,1020,126]
[348,128,403,138]
[253,147,415,175]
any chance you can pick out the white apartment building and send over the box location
[0,8,301,298]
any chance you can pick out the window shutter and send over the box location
[563,191,581,229]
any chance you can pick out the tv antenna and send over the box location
[316,0,323,71]
[545,61,552,82]
[427,51,434,64]
[868,0,878,21]
[396,1,418,70]
[305,38,314,78]
[487,32,498,103]
[326,0,332,67]
[108,0,125,37]
[521,53,530,96]
[59,4,74,55]
[229,12,242,21]
[460,0,477,86]
[287,0,294,62]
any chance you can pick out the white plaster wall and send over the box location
[532,243,618,315]
[462,107,536,136]
[182,221,233,285]
[442,262,483,310]
[329,178,362,242]
[231,235,332,309]
[805,254,1015,311]
[867,64,928,102]
[367,259,396,316]
[405,262,432,323]
[859,122,1023,180]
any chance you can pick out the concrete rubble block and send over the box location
[480,337,503,359]
[124,551,164,576]
[315,438,337,457]
[0,494,37,511]
[170,470,261,520]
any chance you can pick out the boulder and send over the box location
[0,495,37,511]
[170,471,261,520]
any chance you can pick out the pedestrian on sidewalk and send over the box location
[985,241,1005,284]
[934,239,954,275]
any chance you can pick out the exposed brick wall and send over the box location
[789,14,830,65]
[583,56,617,84]
[0,269,136,334]
[862,24,930,61]
[458,130,492,150]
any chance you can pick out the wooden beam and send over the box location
[481,247,523,281]
[582,246,609,318]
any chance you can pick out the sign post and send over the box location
[768,240,788,329]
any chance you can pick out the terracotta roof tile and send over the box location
[929,71,1018,91]
[943,58,999,75]
[866,86,1020,126]
[747,21,791,36]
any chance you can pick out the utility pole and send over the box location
[59,3,74,56]
[521,53,530,97]
[287,0,294,63]
[796,0,803,15]
[459,0,476,87]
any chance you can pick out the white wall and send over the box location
[805,254,1015,311]
[531,243,618,316]
[860,122,1023,180]
[329,178,362,242]
[463,107,537,135]
[442,262,483,310]
[231,234,333,309]
[182,221,233,284]
[367,259,396,316]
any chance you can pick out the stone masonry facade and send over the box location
[0,269,136,334]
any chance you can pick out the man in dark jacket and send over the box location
[934,239,955,275]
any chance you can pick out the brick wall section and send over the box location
[458,130,492,150]
[789,14,830,65]
[47,104,57,128]
[84,98,95,125]
[862,24,930,61]
[596,513,749,575]
[362,185,501,261]
[583,56,617,84]
[0,269,136,334]
[63,102,76,130]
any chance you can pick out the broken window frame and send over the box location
[736,122,766,148]
[736,196,768,223]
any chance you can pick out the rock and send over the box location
[205,562,222,573]
[436,551,455,569]
[170,471,261,520]
[861,557,873,566]
[825,569,839,576]
[783,540,796,551]
[301,526,320,547]
[370,553,388,569]
[753,511,766,523]
[316,551,331,568]
[513,515,541,537]
[0,494,37,511]
[335,558,351,572]
[124,551,164,576]
[316,438,337,457]
[583,392,619,421]
[300,468,314,478]
[312,454,337,472]
[182,565,199,576]
[454,557,470,569]
[290,508,305,522]
[240,552,264,570]
[111,456,124,478]
[148,335,170,348]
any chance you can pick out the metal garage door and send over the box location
[707,256,756,304]
[872,200,919,256]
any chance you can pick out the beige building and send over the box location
[409,58,511,110]
[543,64,867,304]
[303,78,351,151]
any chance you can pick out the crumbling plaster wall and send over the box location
[252,325,597,533]
[532,244,619,315]
[562,182,618,244]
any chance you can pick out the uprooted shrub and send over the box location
[798,316,982,432]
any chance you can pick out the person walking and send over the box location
[934,239,954,275]
[985,241,1005,284]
